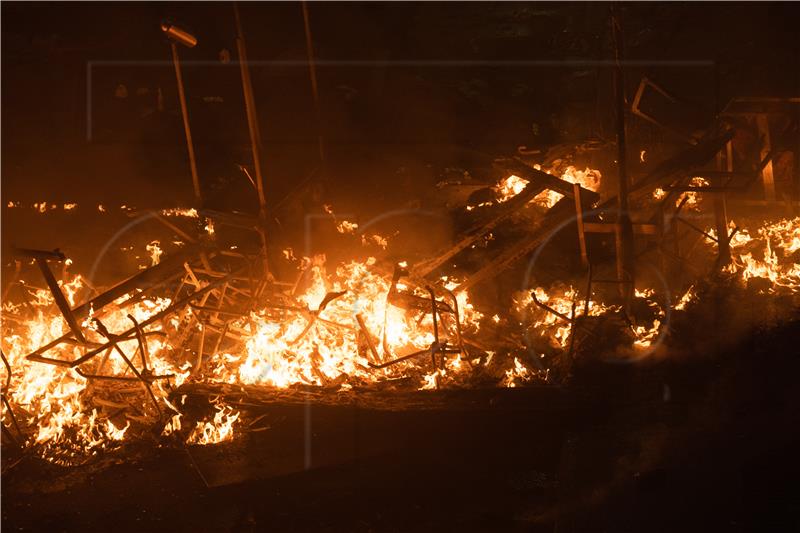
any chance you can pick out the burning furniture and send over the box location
[3,108,797,471]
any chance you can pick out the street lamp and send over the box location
[161,22,197,48]
[161,22,202,205]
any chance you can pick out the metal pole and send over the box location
[573,182,588,268]
[170,42,202,205]
[301,1,325,163]
[611,5,635,309]
[712,64,730,265]
[756,114,776,203]
[233,2,270,277]
[234,3,267,216]
[714,149,731,266]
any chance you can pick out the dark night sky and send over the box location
[2,2,798,209]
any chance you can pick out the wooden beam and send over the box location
[493,158,600,204]
[70,244,206,320]
[573,182,588,267]
[234,2,270,277]
[454,210,568,293]
[756,114,776,202]
[714,146,731,265]
[35,258,86,344]
[413,161,600,279]
[411,182,547,278]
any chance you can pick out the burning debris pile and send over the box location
[0,225,511,465]
[2,102,799,471]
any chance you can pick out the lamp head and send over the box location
[161,22,197,48]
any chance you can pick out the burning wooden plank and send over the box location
[412,159,600,279]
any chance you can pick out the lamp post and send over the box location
[611,6,635,312]
[233,4,271,279]
[161,22,202,206]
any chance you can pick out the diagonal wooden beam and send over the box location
[34,257,86,344]
[70,243,207,321]
[411,181,547,278]
[454,207,575,293]
[413,161,599,279]
[494,158,600,203]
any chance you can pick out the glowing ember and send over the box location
[186,401,240,445]
[160,207,199,218]
[105,420,131,441]
[502,357,532,388]
[361,234,388,249]
[419,369,443,390]
[679,177,709,210]
[146,241,163,266]
[494,175,527,203]
[633,319,662,349]
[336,220,359,234]
[283,248,297,261]
[674,286,696,311]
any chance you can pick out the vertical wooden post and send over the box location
[573,182,588,268]
[234,3,270,277]
[726,140,734,174]
[171,42,202,205]
[301,1,325,164]
[756,114,776,202]
[194,324,206,374]
[657,204,667,275]
[611,5,635,309]
[714,147,731,266]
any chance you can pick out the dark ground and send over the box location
[3,2,800,531]
[3,317,800,532]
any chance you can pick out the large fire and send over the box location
[209,257,475,389]
[2,192,798,465]
[0,239,488,463]
[1,272,185,464]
